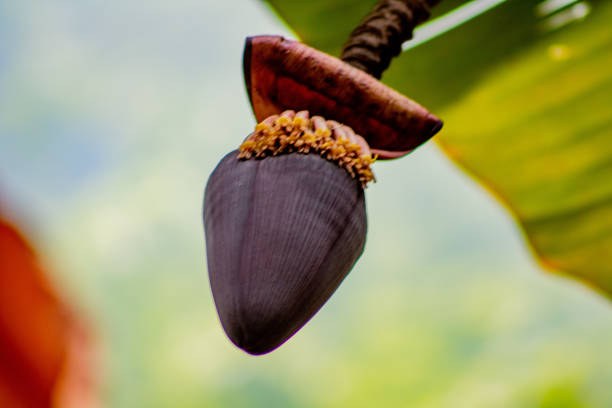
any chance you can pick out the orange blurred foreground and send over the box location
[0,217,97,408]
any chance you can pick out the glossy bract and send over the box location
[244,35,442,159]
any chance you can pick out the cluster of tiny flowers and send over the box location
[238,114,376,187]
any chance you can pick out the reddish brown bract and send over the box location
[244,35,442,159]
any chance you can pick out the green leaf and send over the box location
[262,0,612,296]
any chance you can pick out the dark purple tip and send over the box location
[429,118,443,137]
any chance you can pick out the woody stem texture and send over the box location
[340,0,441,79]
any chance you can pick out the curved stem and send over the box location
[340,0,440,79]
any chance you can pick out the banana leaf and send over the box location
[260,0,612,297]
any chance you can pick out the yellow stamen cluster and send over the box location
[238,115,376,188]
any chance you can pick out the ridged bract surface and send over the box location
[204,151,366,355]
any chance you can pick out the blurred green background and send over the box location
[1,0,612,407]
